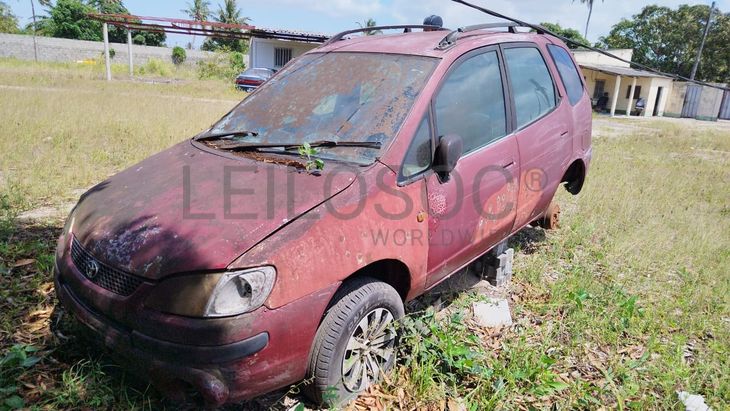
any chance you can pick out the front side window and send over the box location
[401,114,432,180]
[503,47,557,128]
[209,53,438,165]
[434,51,507,154]
[547,44,585,106]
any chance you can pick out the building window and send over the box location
[274,48,293,67]
[626,85,642,99]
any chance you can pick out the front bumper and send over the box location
[55,268,268,405]
[54,234,339,405]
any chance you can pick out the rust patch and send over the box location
[204,140,308,171]
[538,201,561,230]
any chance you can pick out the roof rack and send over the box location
[436,22,540,50]
[324,25,449,46]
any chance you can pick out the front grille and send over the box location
[70,237,143,296]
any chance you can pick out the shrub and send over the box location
[229,51,245,72]
[100,48,115,59]
[197,50,246,81]
[136,58,173,77]
[171,46,186,66]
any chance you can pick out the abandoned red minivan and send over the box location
[54,23,591,407]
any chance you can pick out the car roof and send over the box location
[315,30,555,59]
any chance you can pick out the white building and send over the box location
[247,28,328,70]
[573,49,674,117]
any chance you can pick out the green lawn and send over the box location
[0,59,728,410]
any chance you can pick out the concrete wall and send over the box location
[573,49,633,68]
[249,37,319,69]
[664,82,726,121]
[582,67,673,116]
[664,82,688,117]
[0,33,218,66]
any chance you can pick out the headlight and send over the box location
[204,267,276,317]
[144,266,276,318]
[62,209,76,237]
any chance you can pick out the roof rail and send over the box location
[324,25,449,46]
[436,22,539,50]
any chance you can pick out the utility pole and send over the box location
[103,22,111,81]
[30,0,38,62]
[690,1,715,80]
[127,30,133,77]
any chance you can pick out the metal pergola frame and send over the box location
[86,13,329,80]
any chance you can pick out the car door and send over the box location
[421,47,519,288]
[501,43,572,229]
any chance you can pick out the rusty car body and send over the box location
[55,24,592,407]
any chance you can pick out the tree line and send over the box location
[544,3,728,83]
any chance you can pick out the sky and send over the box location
[8,0,728,48]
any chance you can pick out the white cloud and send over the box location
[248,0,383,18]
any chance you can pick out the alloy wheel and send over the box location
[341,308,397,392]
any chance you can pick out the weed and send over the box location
[298,142,325,173]
[0,345,41,410]
[136,58,173,77]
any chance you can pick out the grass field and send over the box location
[0,58,728,410]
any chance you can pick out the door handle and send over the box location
[560,131,569,137]
[501,159,515,169]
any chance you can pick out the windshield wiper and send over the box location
[216,140,382,151]
[195,130,259,142]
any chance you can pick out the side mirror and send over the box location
[434,134,463,181]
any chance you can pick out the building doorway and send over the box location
[593,80,605,99]
[719,90,730,120]
[653,87,663,116]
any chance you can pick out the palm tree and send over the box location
[357,18,381,35]
[183,0,211,21]
[214,0,250,25]
[182,0,211,49]
[201,0,250,52]
[575,0,603,39]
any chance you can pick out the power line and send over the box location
[451,0,729,92]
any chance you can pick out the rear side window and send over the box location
[434,51,507,154]
[503,47,556,128]
[547,44,585,105]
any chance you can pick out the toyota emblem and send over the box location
[86,260,100,279]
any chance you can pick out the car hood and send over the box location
[70,140,356,280]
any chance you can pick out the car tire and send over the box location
[305,277,404,407]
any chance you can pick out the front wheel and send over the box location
[306,277,404,406]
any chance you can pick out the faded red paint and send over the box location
[69,141,355,280]
[54,28,592,405]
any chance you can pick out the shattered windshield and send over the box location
[207,52,438,165]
